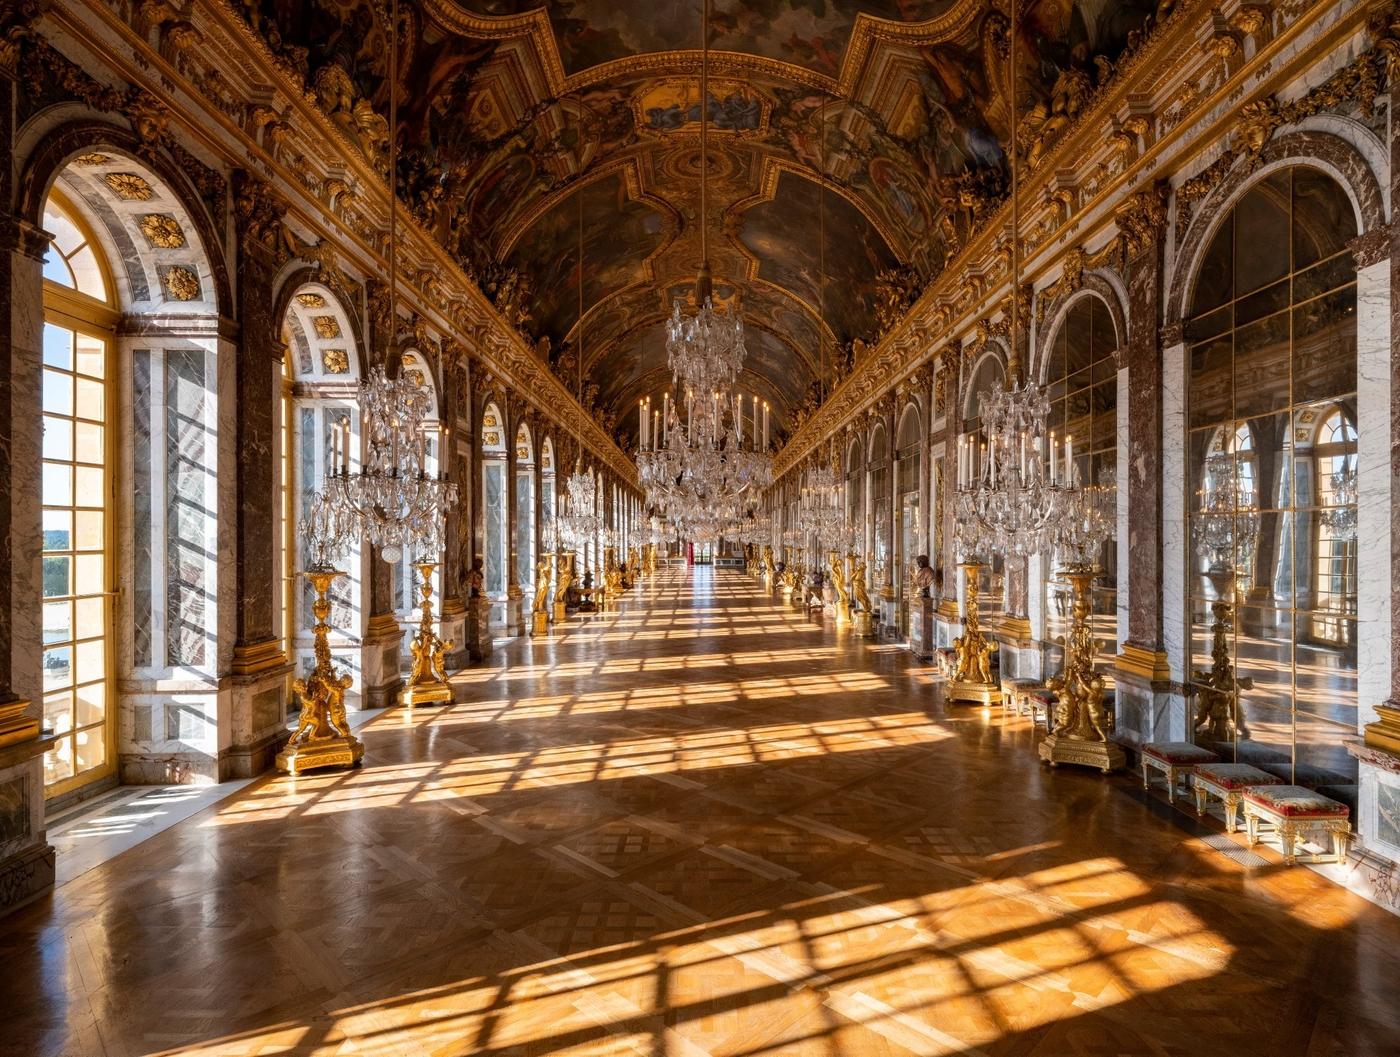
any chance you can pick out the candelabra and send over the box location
[276,490,362,776]
[401,561,453,706]
[1038,473,1124,772]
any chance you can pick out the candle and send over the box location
[735,394,743,443]
[763,402,769,449]
[1065,433,1073,485]
[752,395,759,450]
[417,426,425,471]
[330,424,340,474]
[639,399,645,446]
[1049,431,1057,485]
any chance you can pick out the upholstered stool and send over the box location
[1190,763,1284,833]
[1141,742,1219,803]
[1243,785,1351,865]
[1002,679,1041,716]
[1027,688,1056,729]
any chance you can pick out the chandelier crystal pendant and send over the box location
[557,465,602,553]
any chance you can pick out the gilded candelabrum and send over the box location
[531,554,553,636]
[276,567,363,775]
[553,551,575,622]
[1038,563,1124,772]
[948,560,1000,706]
[1192,571,1253,742]
[400,561,453,706]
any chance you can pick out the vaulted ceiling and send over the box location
[245,0,1159,449]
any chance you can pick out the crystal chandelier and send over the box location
[665,0,745,397]
[1322,461,1357,536]
[324,364,455,563]
[800,459,851,552]
[557,465,602,552]
[1194,451,1259,575]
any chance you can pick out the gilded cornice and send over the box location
[42,0,638,488]
[772,0,1381,480]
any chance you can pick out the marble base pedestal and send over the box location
[440,599,468,671]
[467,598,494,662]
[1341,739,1400,914]
[853,611,873,637]
[908,599,934,660]
[531,612,549,637]
[506,591,526,638]
[879,595,898,631]
[1113,645,1181,749]
[553,601,566,624]
[0,726,57,918]
[224,646,295,778]
[361,613,404,709]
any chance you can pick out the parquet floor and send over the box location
[5,567,1400,1057]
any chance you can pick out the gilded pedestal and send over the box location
[399,562,453,707]
[277,568,364,776]
[948,561,1001,706]
[1037,565,1123,773]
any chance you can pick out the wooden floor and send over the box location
[6,567,1400,1057]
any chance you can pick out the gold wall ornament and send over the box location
[948,560,1000,706]
[1038,564,1126,772]
[104,172,154,200]
[75,152,110,166]
[296,292,327,308]
[139,213,186,248]
[406,368,425,387]
[320,348,349,374]
[400,562,453,707]
[276,568,363,776]
[160,265,201,301]
[312,315,341,338]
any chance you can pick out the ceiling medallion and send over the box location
[321,348,349,374]
[104,172,154,201]
[312,315,341,338]
[75,153,110,166]
[139,213,186,248]
[160,265,200,301]
[296,292,327,308]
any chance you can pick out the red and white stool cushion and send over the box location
[1190,763,1283,832]
[1140,742,1219,802]
[1242,785,1350,864]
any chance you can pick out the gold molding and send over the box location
[1115,644,1172,683]
[0,699,39,749]
[1364,704,1400,757]
[231,638,289,677]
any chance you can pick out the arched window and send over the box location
[1185,164,1358,787]
[869,423,890,583]
[39,153,222,798]
[282,284,364,701]
[481,403,508,603]
[845,436,863,540]
[40,192,116,796]
[515,423,535,597]
[960,354,1006,619]
[1043,296,1118,658]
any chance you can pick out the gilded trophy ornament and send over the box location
[1037,564,1125,772]
[948,561,1000,706]
[399,562,453,706]
[276,568,363,776]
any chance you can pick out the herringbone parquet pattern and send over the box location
[4,567,1399,1056]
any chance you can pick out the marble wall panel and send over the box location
[1357,260,1391,724]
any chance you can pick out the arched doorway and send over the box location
[480,402,508,625]
[515,422,536,601]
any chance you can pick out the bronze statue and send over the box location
[828,552,850,618]
[532,557,552,615]
[852,556,872,614]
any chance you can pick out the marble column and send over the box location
[0,210,56,915]
[1113,185,1179,748]
[439,347,468,670]
[225,175,292,773]
[503,399,525,637]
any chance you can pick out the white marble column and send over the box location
[1158,338,1189,741]
[1356,259,1392,720]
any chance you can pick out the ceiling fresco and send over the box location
[242,0,1162,450]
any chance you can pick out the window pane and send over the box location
[42,509,71,551]
[43,324,73,369]
[42,556,70,598]
[75,682,106,727]
[73,725,106,773]
[44,738,74,783]
[74,465,104,507]
[42,601,71,645]
[75,553,104,596]
[43,692,73,735]
[43,463,72,506]
[75,596,103,641]
[75,333,105,379]
[75,377,104,422]
[74,421,103,465]
[43,369,73,416]
[74,510,103,551]
[42,416,72,461]
[42,645,72,691]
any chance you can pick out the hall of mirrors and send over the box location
[4,1,1400,1055]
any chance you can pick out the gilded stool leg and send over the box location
[1224,793,1240,834]
[1279,821,1297,865]
[1142,760,1150,791]
[1334,828,1351,864]
[1165,766,1176,803]
[1192,781,1206,817]
[1245,810,1259,846]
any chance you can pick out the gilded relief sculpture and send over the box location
[948,560,999,706]
[400,562,453,707]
